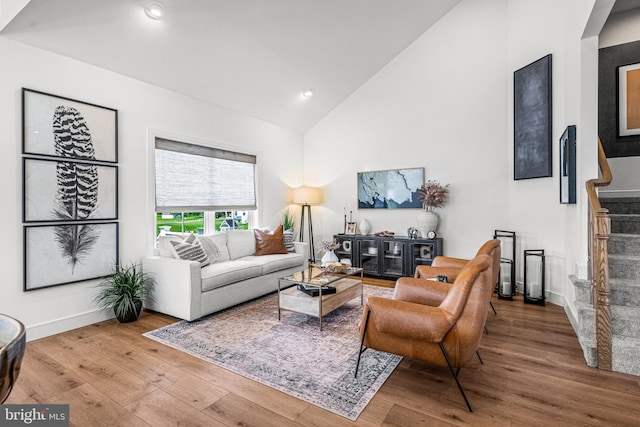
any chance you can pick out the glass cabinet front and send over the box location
[358,239,379,274]
[382,240,404,276]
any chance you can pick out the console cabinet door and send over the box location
[381,239,405,277]
[358,238,379,275]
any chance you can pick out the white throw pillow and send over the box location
[226,229,257,260]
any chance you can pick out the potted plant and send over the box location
[279,208,297,233]
[93,263,155,323]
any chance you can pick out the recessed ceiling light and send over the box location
[145,2,164,20]
[302,90,313,98]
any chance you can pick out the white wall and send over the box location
[599,7,640,198]
[305,0,599,309]
[0,37,304,340]
[305,0,510,260]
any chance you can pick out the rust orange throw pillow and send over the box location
[254,225,288,256]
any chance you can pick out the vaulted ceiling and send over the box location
[1,0,461,133]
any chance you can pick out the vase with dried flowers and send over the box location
[416,180,450,238]
[317,239,341,264]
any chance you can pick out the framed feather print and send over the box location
[22,88,118,163]
[23,157,118,223]
[24,222,119,291]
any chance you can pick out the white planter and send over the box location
[416,210,438,238]
[359,219,370,235]
[321,250,339,264]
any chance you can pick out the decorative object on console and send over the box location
[318,239,341,264]
[345,222,357,235]
[358,218,370,235]
[514,54,552,180]
[93,262,155,323]
[494,230,516,300]
[560,125,577,204]
[524,249,545,306]
[416,180,449,238]
[294,186,321,263]
[357,167,424,209]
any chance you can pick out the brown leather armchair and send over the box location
[355,254,493,412]
[409,239,501,315]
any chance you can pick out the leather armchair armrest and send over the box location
[366,296,454,342]
[414,265,463,282]
[394,277,450,306]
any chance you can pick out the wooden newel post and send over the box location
[594,209,612,371]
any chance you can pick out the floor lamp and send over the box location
[293,186,320,264]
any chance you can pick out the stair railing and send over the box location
[585,139,613,371]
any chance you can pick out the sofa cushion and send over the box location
[239,253,304,275]
[157,234,185,258]
[226,229,257,260]
[254,226,287,256]
[200,260,262,291]
[198,233,230,263]
[170,234,210,267]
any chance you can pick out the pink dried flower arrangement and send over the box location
[317,239,341,252]
[418,180,450,211]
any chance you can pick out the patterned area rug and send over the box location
[144,285,401,420]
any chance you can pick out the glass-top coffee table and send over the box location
[278,266,364,330]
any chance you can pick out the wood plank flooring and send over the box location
[7,288,640,426]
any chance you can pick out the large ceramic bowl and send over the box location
[0,314,26,403]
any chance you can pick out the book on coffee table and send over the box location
[296,283,337,297]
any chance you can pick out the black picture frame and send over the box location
[560,125,577,204]
[617,62,640,137]
[24,222,119,291]
[357,167,424,209]
[23,157,119,223]
[599,40,640,157]
[514,54,553,180]
[22,88,118,163]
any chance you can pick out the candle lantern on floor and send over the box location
[494,230,516,300]
[524,249,545,306]
[498,259,514,300]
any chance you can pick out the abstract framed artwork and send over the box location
[24,222,119,291]
[617,62,640,137]
[514,54,553,180]
[22,88,118,163]
[23,157,118,223]
[357,167,424,209]
[560,125,577,204]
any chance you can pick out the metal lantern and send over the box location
[494,230,516,300]
[524,249,545,305]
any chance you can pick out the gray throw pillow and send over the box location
[170,234,210,267]
[283,229,295,253]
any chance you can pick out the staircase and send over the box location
[573,197,640,376]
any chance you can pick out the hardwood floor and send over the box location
[7,290,640,426]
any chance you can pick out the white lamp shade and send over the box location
[293,186,320,205]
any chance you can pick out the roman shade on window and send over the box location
[155,138,256,212]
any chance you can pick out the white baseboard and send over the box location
[26,309,113,341]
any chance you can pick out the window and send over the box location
[154,138,256,235]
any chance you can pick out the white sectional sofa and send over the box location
[142,228,308,321]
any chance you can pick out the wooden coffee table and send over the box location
[278,267,363,330]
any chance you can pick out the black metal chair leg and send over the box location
[490,301,497,315]
[438,342,473,412]
[354,308,371,378]
[476,350,484,364]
